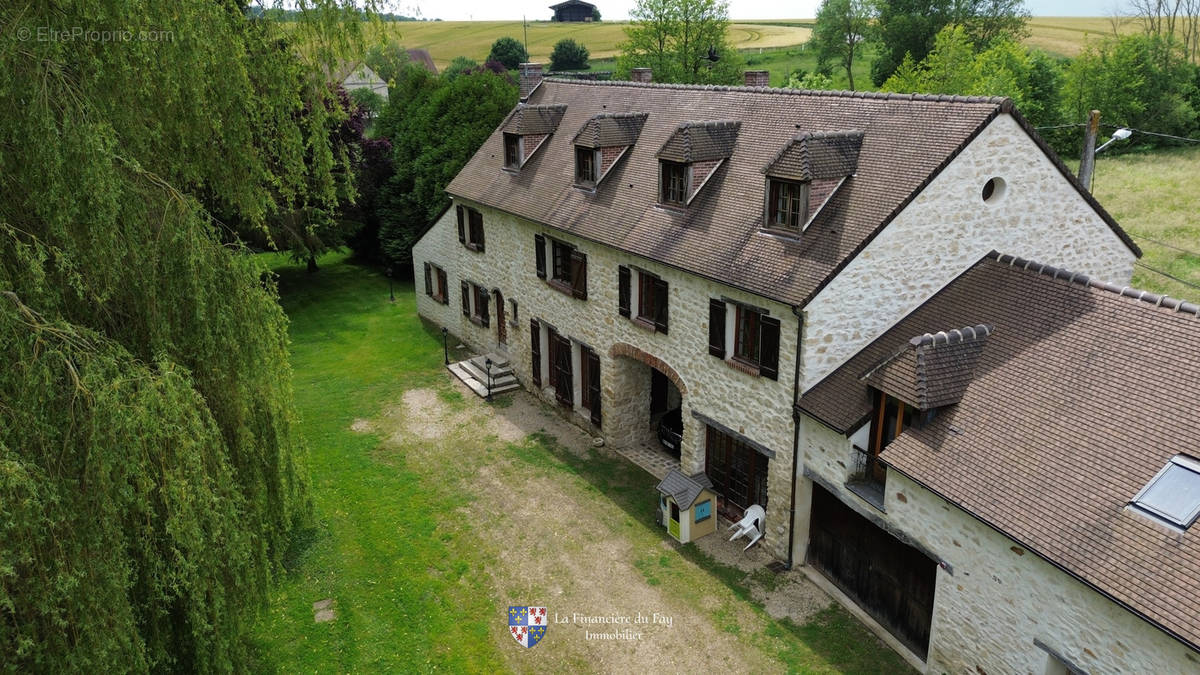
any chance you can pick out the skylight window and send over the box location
[1130,455,1200,529]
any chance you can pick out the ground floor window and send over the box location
[549,329,573,407]
[704,424,768,516]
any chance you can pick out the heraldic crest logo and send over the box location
[508,606,548,648]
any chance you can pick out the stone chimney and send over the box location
[631,68,653,84]
[519,63,543,100]
[744,70,770,88]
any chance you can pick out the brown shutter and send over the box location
[618,266,630,317]
[587,348,601,427]
[423,262,432,296]
[759,315,781,381]
[470,209,484,252]
[653,277,669,335]
[570,250,587,300]
[535,234,546,279]
[708,299,726,358]
[461,281,470,316]
[437,269,448,304]
[530,319,542,387]
[478,287,490,327]
[456,205,465,244]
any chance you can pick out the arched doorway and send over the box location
[493,289,506,347]
[607,342,689,462]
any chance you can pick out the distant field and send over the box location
[383,21,811,67]
[1025,17,1142,56]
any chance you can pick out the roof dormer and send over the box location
[499,104,567,171]
[859,324,992,412]
[763,130,863,232]
[655,121,740,207]
[572,112,648,189]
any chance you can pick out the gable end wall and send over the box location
[800,114,1136,391]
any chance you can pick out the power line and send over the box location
[1135,262,1200,291]
[1034,123,1085,130]
[1132,234,1200,259]
[1101,123,1200,144]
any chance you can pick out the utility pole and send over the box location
[1077,109,1101,192]
[523,16,529,59]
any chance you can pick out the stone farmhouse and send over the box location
[412,65,1200,672]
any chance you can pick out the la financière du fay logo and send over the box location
[508,606,547,648]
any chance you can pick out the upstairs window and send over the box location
[456,205,485,252]
[767,178,808,230]
[575,146,597,184]
[1131,455,1200,529]
[618,266,668,334]
[535,234,587,300]
[661,161,688,206]
[423,262,449,305]
[709,300,780,380]
[503,133,521,169]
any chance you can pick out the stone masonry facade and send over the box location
[794,415,1200,673]
[413,202,799,560]
[800,114,1137,391]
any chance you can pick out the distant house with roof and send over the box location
[550,0,596,22]
[412,64,1200,672]
[331,61,388,101]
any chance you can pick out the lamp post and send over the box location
[442,327,449,365]
[1096,127,1132,154]
[386,266,394,303]
[485,357,493,402]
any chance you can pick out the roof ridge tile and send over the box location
[989,252,1200,318]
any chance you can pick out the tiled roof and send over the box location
[446,79,1138,307]
[860,324,991,410]
[656,121,742,163]
[798,251,1200,651]
[765,130,864,181]
[656,469,714,509]
[500,104,567,136]
[573,113,649,148]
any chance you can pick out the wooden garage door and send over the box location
[807,484,936,660]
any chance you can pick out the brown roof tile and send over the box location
[572,112,649,148]
[656,120,741,163]
[860,325,992,410]
[446,79,1137,306]
[500,104,567,136]
[765,130,864,181]
[798,251,1200,651]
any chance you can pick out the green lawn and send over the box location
[248,251,912,672]
[1092,144,1200,303]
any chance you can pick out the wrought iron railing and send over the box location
[850,445,885,487]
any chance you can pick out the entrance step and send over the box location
[448,357,520,399]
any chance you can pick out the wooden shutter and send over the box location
[708,299,726,358]
[554,334,573,406]
[618,266,630,317]
[461,280,470,316]
[436,269,448,304]
[530,319,541,387]
[478,287,490,327]
[587,348,601,427]
[535,234,546,279]
[456,205,465,244]
[759,315,781,380]
[570,250,588,300]
[470,209,485,252]
[653,277,669,335]
[423,262,432,296]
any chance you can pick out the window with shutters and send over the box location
[580,344,601,427]
[423,263,449,304]
[456,204,485,252]
[549,329,573,408]
[660,161,688,205]
[705,424,769,516]
[467,282,490,327]
[542,237,587,300]
[709,299,780,380]
[620,268,667,334]
[530,319,542,387]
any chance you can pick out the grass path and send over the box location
[248,252,911,672]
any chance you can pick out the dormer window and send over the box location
[504,133,521,169]
[767,178,809,230]
[575,146,597,184]
[661,161,688,205]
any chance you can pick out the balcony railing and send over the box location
[846,444,886,511]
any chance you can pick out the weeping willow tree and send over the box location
[0,0,375,669]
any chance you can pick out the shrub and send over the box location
[487,36,528,70]
[550,38,591,71]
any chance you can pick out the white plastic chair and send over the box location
[728,504,765,550]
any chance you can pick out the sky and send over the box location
[392,0,1117,22]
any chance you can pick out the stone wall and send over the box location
[799,114,1137,391]
[413,201,800,559]
[793,414,1200,673]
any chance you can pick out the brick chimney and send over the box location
[631,67,653,84]
[744,70,770,88]
[519,63,543,100]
